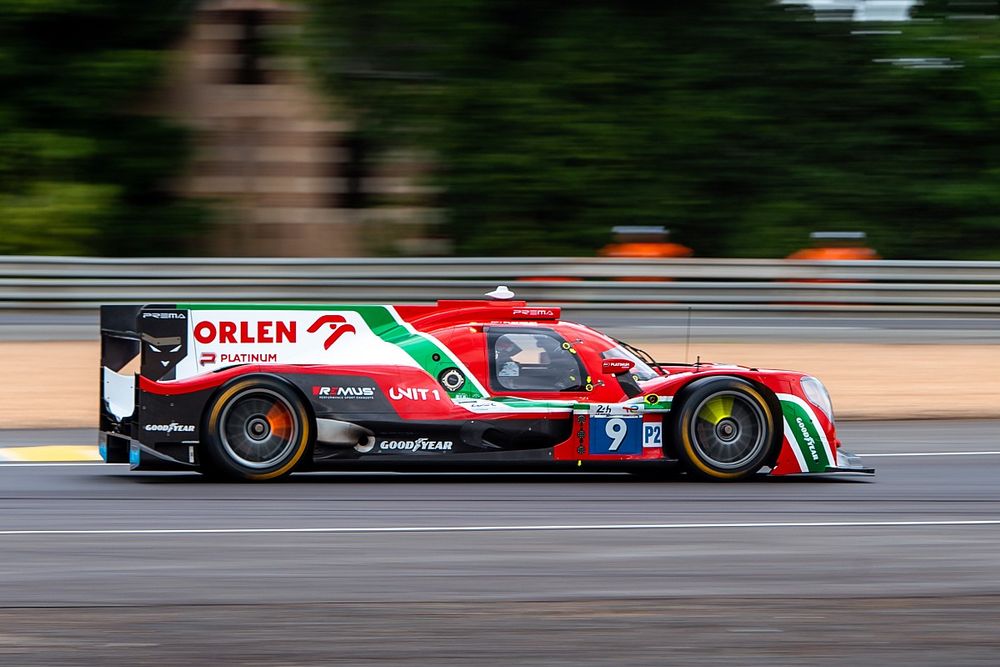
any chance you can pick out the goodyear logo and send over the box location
[795,417,820,462]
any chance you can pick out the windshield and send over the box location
[601,345,658,381]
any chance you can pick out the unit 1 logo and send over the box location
[312,386,375,399]
[389,387,442,401]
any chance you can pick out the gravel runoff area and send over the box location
[0,340,996,428]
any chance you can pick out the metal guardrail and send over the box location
[1,255,1000,314]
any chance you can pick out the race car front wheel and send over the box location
[671,377,777,481]
[202,377,312,481]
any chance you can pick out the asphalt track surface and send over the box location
[2,420,1000,665]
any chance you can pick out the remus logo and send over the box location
[313,386,374,399]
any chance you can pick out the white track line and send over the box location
[1,519,1000,537]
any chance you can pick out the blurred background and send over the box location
[2,0,999,260]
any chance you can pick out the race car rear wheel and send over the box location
[671,377,777,481]
[202,377,312,481]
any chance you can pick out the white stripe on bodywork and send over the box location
[453,398,573,415]
[776,393,836,468]
[781,418,809,473]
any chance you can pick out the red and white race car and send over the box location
[99,291,872,481]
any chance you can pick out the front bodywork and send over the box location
[99,301,872,477]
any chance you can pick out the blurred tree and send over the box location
[304,0,1000,259]
[0,0,206,255]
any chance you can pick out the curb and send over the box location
[0,446,102,462]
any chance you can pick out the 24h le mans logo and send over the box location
[307,315,357,350]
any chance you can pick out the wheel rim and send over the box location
[219,389,299,469]
[689,391,768,470]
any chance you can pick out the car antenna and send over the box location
[684,306,692,363]
[486,285,515,300]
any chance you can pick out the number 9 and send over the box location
[606,418,627,451]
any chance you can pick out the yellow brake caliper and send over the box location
[699,396,734,425]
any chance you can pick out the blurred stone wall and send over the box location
[157,0,440,257]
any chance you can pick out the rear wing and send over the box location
[100,305,142,436]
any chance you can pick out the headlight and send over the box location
[800,376,834,422]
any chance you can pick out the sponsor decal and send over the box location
[192,314,357,349]
[144,422,195,433]
[512,308,556,318]
[642,422,663,449]
[459,400,498,410]
[377,438,453,451]
[601,359,634,374]
[312,386,375,399]
[306,315,357,350]
[194,320,296,345]
[389,387,442,401]
[142,311,186,319]
[795,416,820,462]
[591,403,642,417]
[200,352,278,365]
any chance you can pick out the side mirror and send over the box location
[601,358,634,376]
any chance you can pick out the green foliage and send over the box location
[0,0,205,256]
[0,181,113,254]
[304,0,1000,258]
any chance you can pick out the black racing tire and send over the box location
[670,377,778,481]
[201,376,312,481]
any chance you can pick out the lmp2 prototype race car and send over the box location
[99,290,873,481]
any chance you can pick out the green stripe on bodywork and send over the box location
[643,393,673,411]
[492,396,575,409]
[780,400,830,472]
[178,303,485,399]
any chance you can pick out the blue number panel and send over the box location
[589,415,643,455]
